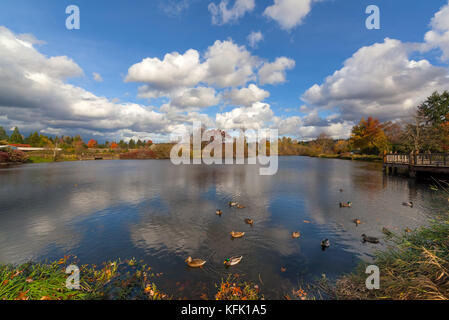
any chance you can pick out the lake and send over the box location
[0,157,445,299]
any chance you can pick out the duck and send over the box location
[236,204,246,209]
[280,266,287,272]
[361,234,379,244]
[402,201,414,208]
[340,202,352,208]
[185,257,206,268]
[230,231,245,238]
[353,219,362,226]
[292,231,301,239]
[224,256,243,267]
[244,218,254,225]
[321,239,330,250]
[339,189,344,192]
[382,227,393,237]
[229,201,238,207]
[216,209,223,216]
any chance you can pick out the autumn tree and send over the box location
[315,133,334,154]
[110,142,118,150]
[128,139,136,149]
[350,117,389,155]
[333,140,350,154]
[87,139,98,149]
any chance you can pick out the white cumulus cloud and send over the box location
[264,0,315,30]
[208,0,255,25]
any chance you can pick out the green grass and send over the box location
[28,156,54,163]
[0,257,169,300]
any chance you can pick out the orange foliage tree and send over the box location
[87,139,98,149]
[350,117,389,155]
[110,142,118,150]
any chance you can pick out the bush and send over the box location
[120,150,157,160]
[0,149,28,163]
[0,151,9,162]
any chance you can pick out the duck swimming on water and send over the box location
[353,219,362,226]
[321,239,330,250]
[230,231,245,238]
[224,256,243,267]
[244,218,254,225]
[402,202,414,208]
[340,202,352,208]
[229,201,238,207]
[185,257,207,268]
[361,234,379,244]
[216,209,223,216]
[292,231,301,239]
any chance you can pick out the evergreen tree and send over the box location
[9,127,24,144]
[128,139,136,149]
[0,126,8,141]
[26,131,41,147]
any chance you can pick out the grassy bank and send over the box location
[0,257,169,300]
[333,217,449,300]
[0,257,262,300]
[316,153,382,162]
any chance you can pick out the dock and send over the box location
[384,153,449,177]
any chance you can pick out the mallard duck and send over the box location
[340,202,352,208]
[230,231,245,238]
[402,201,414,208]
[404,227,412,233]
[361,234,379,244]
[382,227,393,236]
[185,257,206,268]
[216,209,223,216]
[229,201,238,207]
[321,239,330,249]
[280,266,287,272]
[224,256,243,266]
[244,218,254,225]
[353,219,362,226]
[236,204,246,209]
[292,231,301,238]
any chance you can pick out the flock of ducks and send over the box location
[185,201,252,268]
[185,194,416,268]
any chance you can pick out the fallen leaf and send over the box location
[2,280,9,286]
[16,290,30,300]
[40,296,52,300]
[25,277,33,283]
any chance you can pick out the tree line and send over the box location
[0,128,153,153]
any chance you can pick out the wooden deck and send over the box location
[384,153,449,177]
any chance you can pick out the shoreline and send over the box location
[1,153,383,166]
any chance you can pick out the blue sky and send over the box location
[0,0,449,142]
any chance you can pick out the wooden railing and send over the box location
[385,153,449,167]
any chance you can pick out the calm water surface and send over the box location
[0,157,445,299]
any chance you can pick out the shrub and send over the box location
[120,150,157,160]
